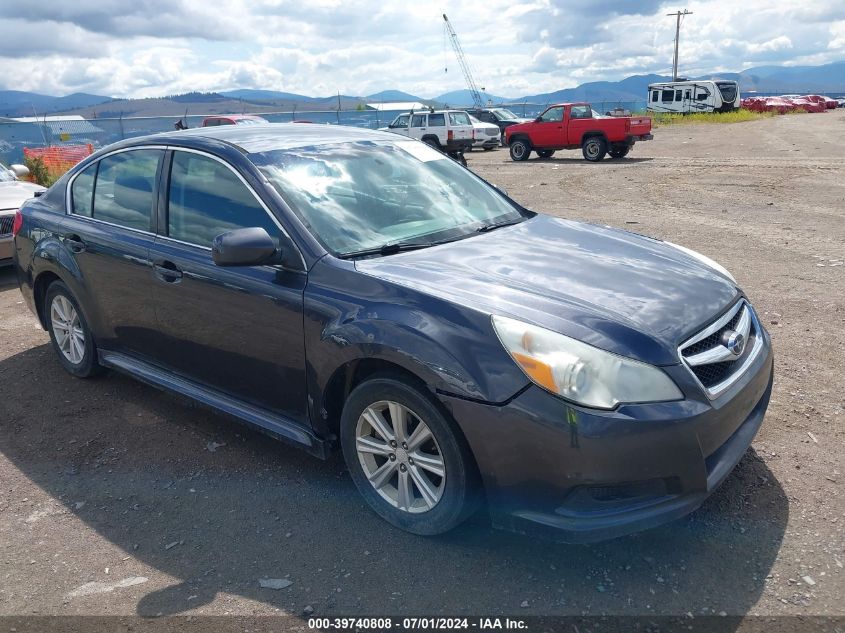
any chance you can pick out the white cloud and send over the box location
[0,0,841,98]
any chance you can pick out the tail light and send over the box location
[447,130,454,141]
[12,210,23,237]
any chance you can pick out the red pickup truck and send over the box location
[504,103,653,162]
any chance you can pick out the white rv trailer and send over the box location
[647,80,739,114]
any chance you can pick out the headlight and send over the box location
[492,316,683,409]
[664,241,736,283]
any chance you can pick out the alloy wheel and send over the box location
[355,400,446,513]
[50,295,85,365]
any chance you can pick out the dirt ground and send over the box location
[0,112,843,626]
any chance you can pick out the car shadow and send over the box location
[0,266,17,289]
[0,344,787,623]
[490,156,654,166]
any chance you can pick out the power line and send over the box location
[666,9,693,81]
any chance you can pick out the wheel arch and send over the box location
[581,130,608,144]
[322,356,485,500]
[320,357,434,439]
[29,240,90,331]
[420,134,442,147]
[507,133,532,147]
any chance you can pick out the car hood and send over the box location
[355,215,739,366]
[0,181,45,210]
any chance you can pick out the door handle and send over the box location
[63,233,86,253]
[153,260,183,283]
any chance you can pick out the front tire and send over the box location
[45,281,101,378]
[582,137,607,161]
[509,139,531,161]
[340,376,479,535]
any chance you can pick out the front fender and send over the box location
[304,259,530,424]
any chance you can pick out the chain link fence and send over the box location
[1,100,654,167]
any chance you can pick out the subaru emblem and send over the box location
[722,330,746,357]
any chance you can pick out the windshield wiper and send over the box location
[338,241,440,260]
[475,218,524,233]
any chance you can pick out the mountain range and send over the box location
[1,61,842,118]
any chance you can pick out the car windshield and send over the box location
[491,109,518,120]
[251,140,523,256]
[0,164,14,182]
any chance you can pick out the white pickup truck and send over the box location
[380,110,474,164]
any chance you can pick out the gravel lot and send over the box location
[0,112,842,625]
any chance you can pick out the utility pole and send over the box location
[666,9,692,81]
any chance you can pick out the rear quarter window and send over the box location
[70,163,97,217]
[448,112,471,126]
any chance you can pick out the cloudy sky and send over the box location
[1,0,843,98]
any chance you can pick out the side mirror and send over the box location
[534,117,542,123]
[10,164,29,179]
[212,227,280,267]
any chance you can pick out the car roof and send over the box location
[119,123,402,154]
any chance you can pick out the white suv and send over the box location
[381,110,474,161]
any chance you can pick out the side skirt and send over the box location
[98,350,331,459]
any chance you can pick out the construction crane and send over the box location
[442,13,485,109]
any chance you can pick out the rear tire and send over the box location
[44,281,102,378]
[340,375,480,535]
[582,137,607,162]
[536,149,555,159]
[422,137,441,150]
[609,145,630,159]
[509,139,531,161]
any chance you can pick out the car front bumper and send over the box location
[473,137,501,148]
[440,329,773,543]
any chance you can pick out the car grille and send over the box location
[0,214,14,237]
[678,300,763,398]
[487,129,500,137]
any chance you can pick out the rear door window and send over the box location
[410,114,426,127]
[428,113,446,127]
[167,151,279,248]
[92,150,162,231]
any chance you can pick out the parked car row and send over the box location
[1,162,44,266]
[741,94,840,114]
